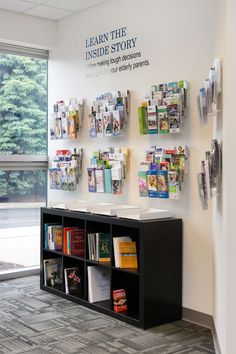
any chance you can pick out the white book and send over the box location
[116,208,173,221]
[116,207,146,217]
[87,266,110,303]
[113,236,132,267]
[95,204,139,216]
[86,203,114,213]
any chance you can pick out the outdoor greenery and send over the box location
[0,54,47,200]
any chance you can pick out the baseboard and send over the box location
[182,307,221,354]
[0,266,39,281]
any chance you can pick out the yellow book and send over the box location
[118,241,138,269]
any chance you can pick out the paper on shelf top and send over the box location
[117,208,173,220]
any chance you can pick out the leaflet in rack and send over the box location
[50,98,84,140]
[138,145,189,199]
[49,148,83,191]
[89,91,130,138]
[87,147,129,195]
[197,58,222,125]
[138,81,188,135]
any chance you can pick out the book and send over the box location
[113,289,128,313]
[113,236,132,267]
[147,105,158,134]
[70,229,85,257]
[138,171,148,197]
[147,170,158,198]
[64,267,83,297]
[138,106,148,135]
[43,258,62,289]
[63,226,77,254]
[98,233,110,262]
[157,170,169,198]
[118,241,138,269]
[87,266,110,303]
[53,226,63,251]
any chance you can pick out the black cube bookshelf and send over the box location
[40,207,182,329]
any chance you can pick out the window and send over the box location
[0,44,48,277]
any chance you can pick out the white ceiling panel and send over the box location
[0,0,107,20]
[0,0,34,12]
[45,0,105,12]
[24,4,73,20]
[23,0,48,4]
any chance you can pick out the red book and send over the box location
[113,289,128,313]
[70,229,85,257]
[63,227,77,254]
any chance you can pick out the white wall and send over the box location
[0,9,56,49]
[49,0,223,318]
[223,0,236,353]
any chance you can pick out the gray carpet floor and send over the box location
[0,276,215,354]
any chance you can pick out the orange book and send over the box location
[118,241,138,269]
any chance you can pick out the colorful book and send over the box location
[70,229,85,257]
[113,289,128,313]
[98,233,110,262]
[64,267,83,297]
[157,170,169,198]
[43,258,62,289]
[118,241,138,269]
[53,226,63,251]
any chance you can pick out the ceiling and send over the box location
[0,0,106,21]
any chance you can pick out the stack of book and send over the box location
[44,224,63,251]
[87,233,110,263]
[113,237,138,270]
[63,227,85,257]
